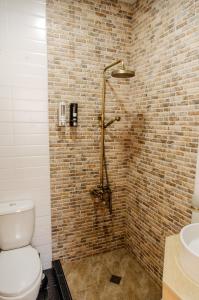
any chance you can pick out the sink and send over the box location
[180,223,199,284]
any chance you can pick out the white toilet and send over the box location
[0,200,42,300]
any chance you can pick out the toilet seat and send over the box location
[0,246,42,298]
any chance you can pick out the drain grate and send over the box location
[110,275,122,285]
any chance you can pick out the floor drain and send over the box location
[110,275,122,285]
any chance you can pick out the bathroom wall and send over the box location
[0,0,52,269]
[47,0,199,285]
[126,0,199,283]
[193,145,199,197]
[47,0,133,260]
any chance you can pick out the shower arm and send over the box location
[100,60,124,187]
[103,60,124,73]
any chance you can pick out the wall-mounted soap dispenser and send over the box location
[58,101,66,127]
[70,103,78,127]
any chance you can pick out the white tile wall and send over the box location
[0,0,52,269]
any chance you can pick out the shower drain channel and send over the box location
[110,275,122,285]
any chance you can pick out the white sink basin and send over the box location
[180,223,199,284]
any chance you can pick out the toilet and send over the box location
[0,200,42,300]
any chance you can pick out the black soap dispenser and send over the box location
[69,103,78,127]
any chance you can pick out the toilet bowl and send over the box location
[0,246,42,300]
[0,201,43,300]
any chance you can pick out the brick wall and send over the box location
[47,0,199,284]
[47,0,133,260]
[126,0,199,283]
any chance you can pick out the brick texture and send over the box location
[47,0,133,261]
[47,0,199,284]
[126,0,199,283]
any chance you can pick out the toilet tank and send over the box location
[0,200,35,250]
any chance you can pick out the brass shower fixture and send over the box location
[91,60,135,213]
[104,116,121,128]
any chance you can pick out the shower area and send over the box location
[47,0,151,295]
[48,0,136,267]
[48,0,160,294]
[47,0,199,299]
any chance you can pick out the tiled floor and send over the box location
[61,248,162,300]
[37,269,62,300]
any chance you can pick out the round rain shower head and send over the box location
[111,68,135,79]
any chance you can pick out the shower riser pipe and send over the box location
[99,60,123,187]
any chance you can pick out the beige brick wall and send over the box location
[126,0,199,283]
[47,0,133,261]
[47,0,199,284]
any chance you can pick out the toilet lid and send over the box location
[0,246,42,297]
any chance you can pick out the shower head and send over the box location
[111,68,135,78]
[103,60,135,78]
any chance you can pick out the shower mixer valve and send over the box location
[90,185,112,214]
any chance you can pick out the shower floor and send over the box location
[61,248,162,300]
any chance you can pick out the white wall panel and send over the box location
[0,0,52,269]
